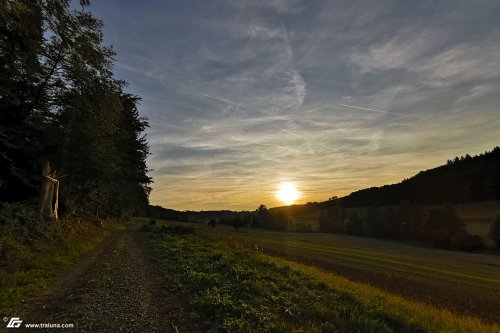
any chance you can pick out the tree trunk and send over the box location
[38,161,54,219]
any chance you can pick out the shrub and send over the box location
[232,217,246,230]
[159,225,196,235]
[208,219,217,228]
[449,230,485,251]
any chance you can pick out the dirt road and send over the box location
[14,229,194,333]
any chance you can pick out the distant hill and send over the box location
[147,147,500,218]
[340,147,500,207]
[146,205,248,222]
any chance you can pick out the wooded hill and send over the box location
[340,147,500,207]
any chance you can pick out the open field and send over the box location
[143,223,500,332]
[160,220,500,323]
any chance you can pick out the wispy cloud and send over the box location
[338,104,420,118]
[89,0,500,210]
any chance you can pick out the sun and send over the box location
[276,182,300,205]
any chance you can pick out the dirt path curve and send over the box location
[15,229,188,333]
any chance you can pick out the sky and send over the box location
[87,0,500,211]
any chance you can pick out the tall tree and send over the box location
[0,0,44,201]
[1,0,152,218]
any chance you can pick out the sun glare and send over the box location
[276,182,300,205]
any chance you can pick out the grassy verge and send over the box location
[145,224,500,333]
[0,204,127,314]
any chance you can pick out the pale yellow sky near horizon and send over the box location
[90,1,500,211]
[148,144,497,211]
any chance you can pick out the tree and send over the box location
[381,207,399,239]
[318,206,343,233]
[253,204,270,228]
[232,217,246,230]
[0,1,45,201]
[365,206,382,237]
[424,205,465,247]
[0,0,151,219]
[345,212,364,236]
[398,202,425,240]
[490,215,500,248]
[208,219,217,228]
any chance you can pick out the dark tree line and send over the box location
[318,204,485,251]
[147,205,189,222]
[0,0,151,218]
[247,204,313,232]
[341,147,500,207]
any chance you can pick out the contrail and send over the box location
[338,104,420,118]
[201,93,240,108]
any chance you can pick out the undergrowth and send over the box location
[0,202,127,314]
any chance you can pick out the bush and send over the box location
[232,217,246,230]
[208,219,217,228]
[450,230,485,251]
[159,224,196,235]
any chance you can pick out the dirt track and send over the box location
[14,229,194,333]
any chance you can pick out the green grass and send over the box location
[145,225,500,332]
[0,218,127,314]
[157,220,500,323]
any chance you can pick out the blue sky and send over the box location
[88,0,500,210]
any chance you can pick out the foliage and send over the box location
[251,204,270,228]
[345,212,364,235]
[231,217,246,230]
[315,202,485,251]
[424,205,465,248]
[341,147,500,206]
[147,205,189,222]
[0,0,151,217]
[208,219,217,228]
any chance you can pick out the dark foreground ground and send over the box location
[12,229,197,333]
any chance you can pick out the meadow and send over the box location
[144,222,500,332]
[155,218,500,324]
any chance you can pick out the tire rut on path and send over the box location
[16,230,187,333]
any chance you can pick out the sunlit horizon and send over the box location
[276,182,301,206]
[88,1,500,211]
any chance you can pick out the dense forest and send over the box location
[341,147,500,207]
[0,0,151,219]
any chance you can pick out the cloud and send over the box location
[88,0,500,210]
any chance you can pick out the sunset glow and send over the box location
[87,1,500,210]
[276,183,300,205]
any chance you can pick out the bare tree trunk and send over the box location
[38,161,54,219]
